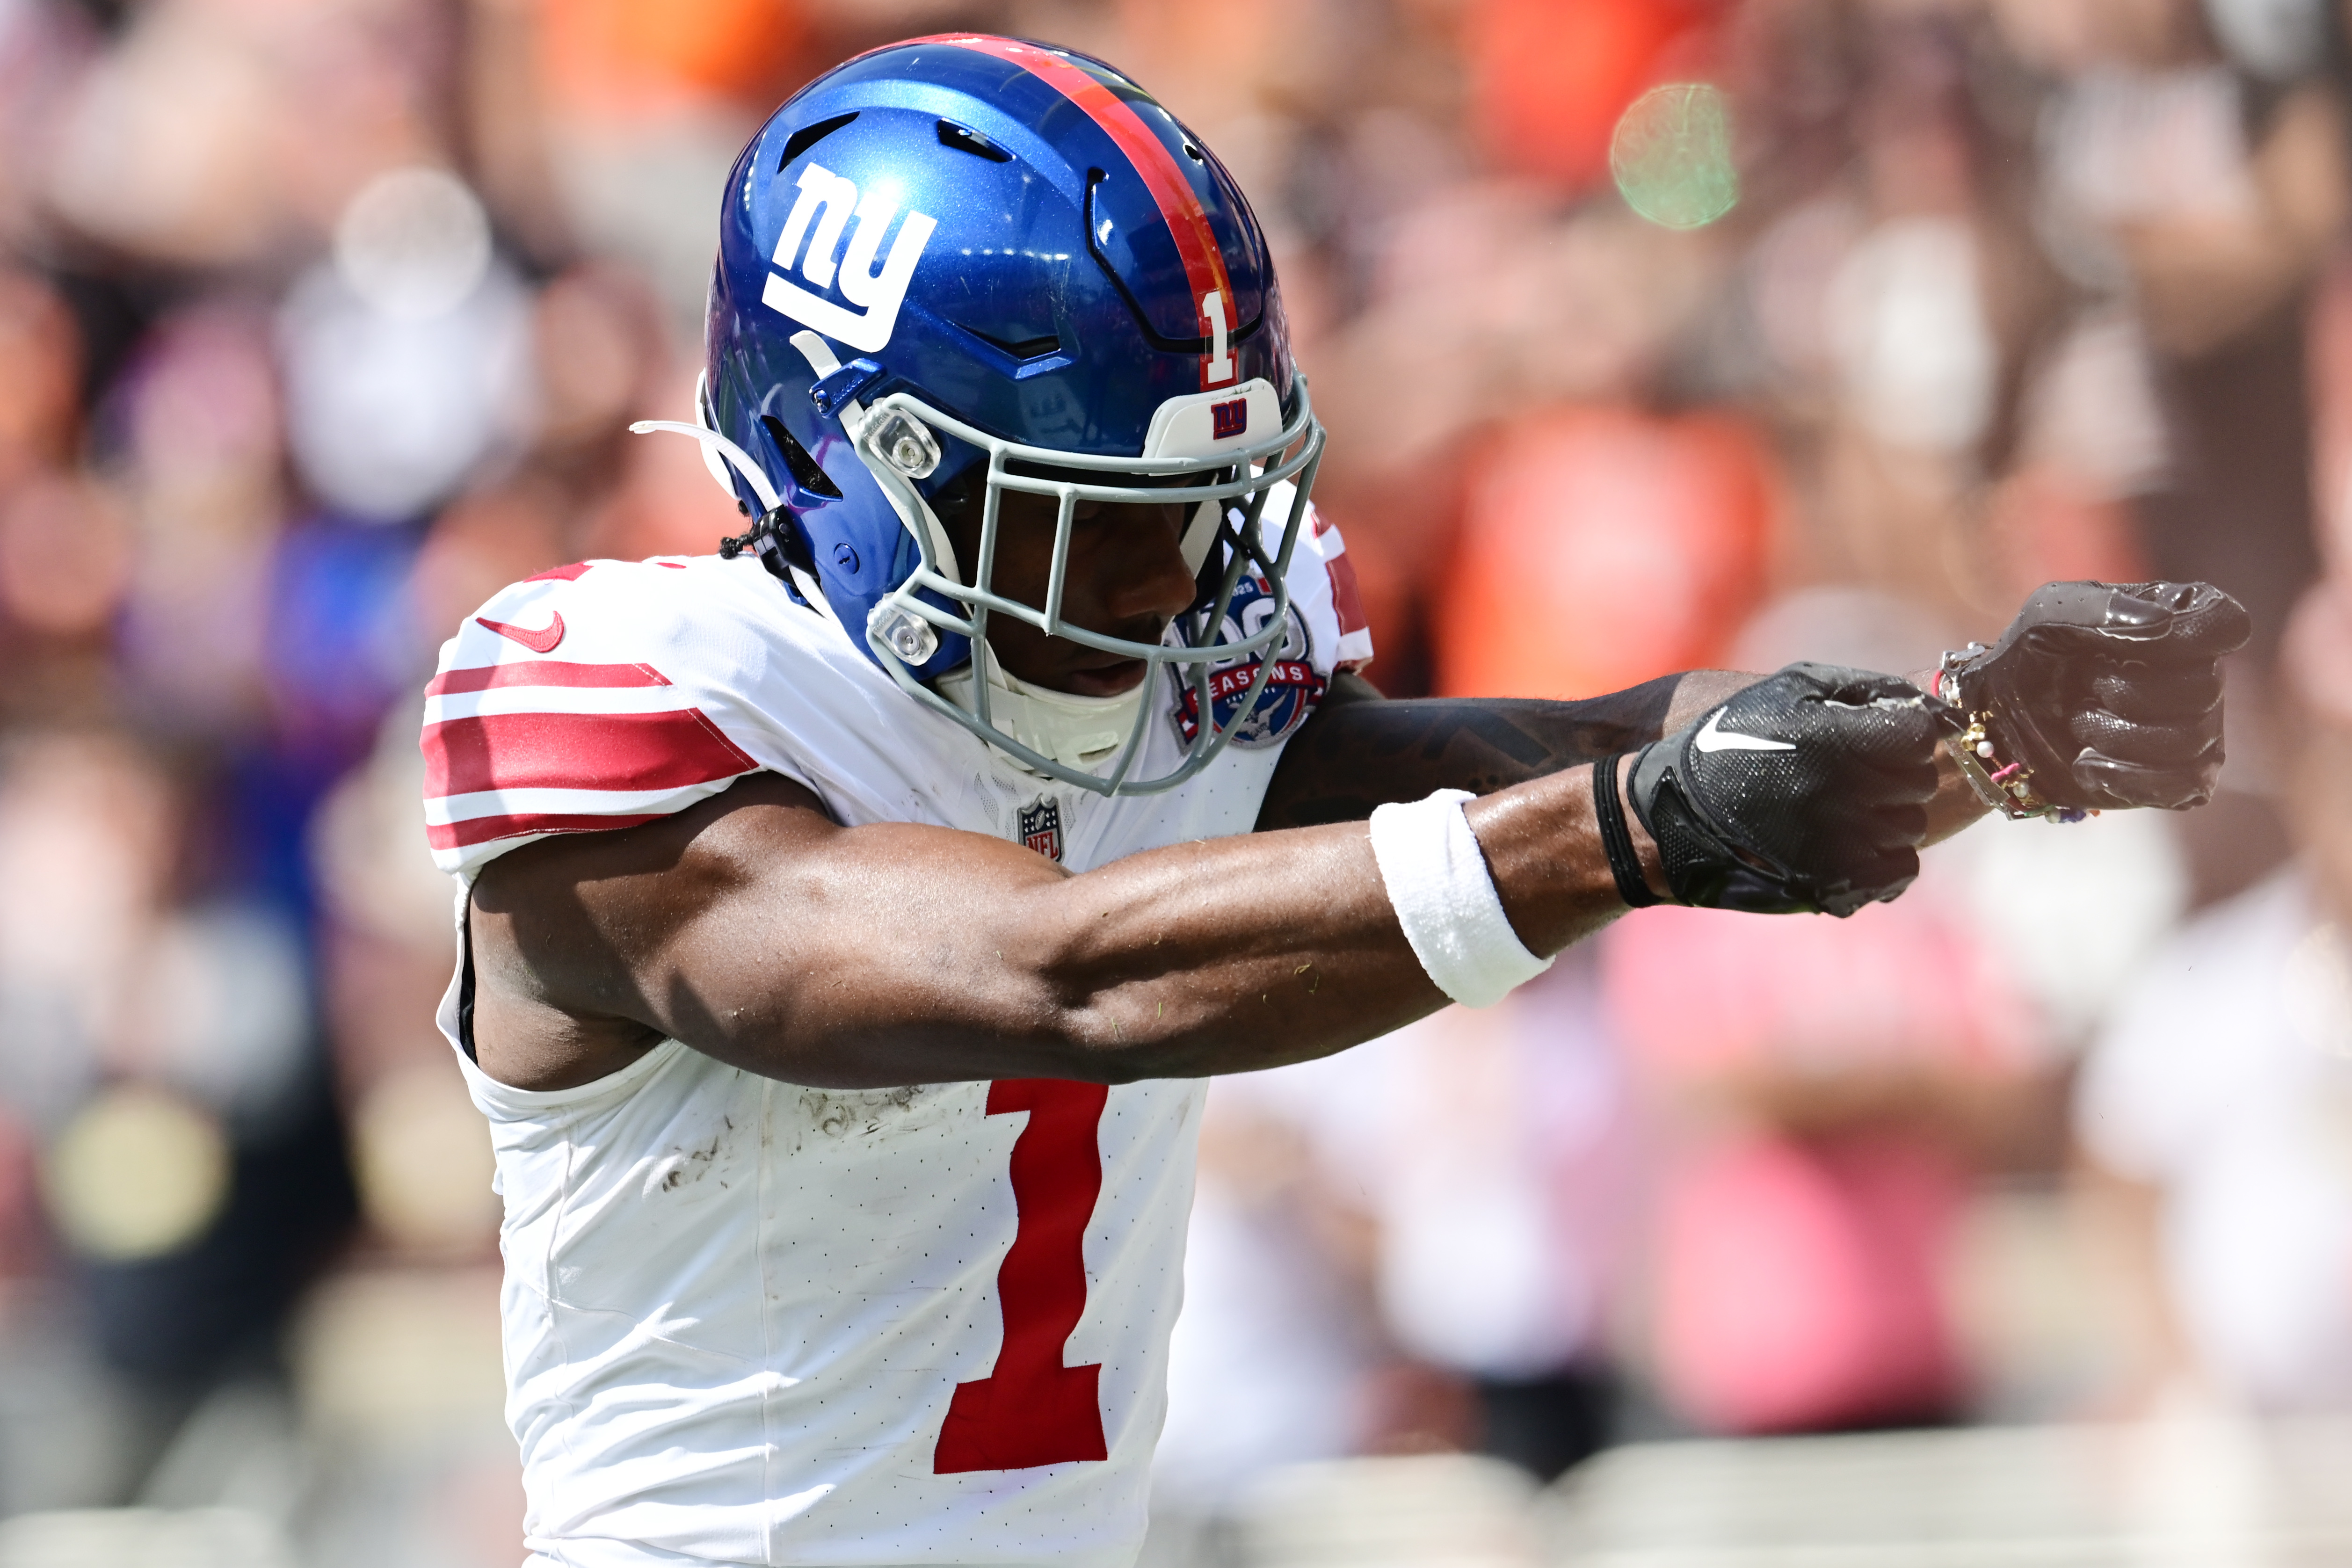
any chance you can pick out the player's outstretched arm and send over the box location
[1255,669,1735,829]
[465,762,1637,1094]
[466,661,1954,1093]
[465,579,2244,1096]
[1263,578,2248,840]
[1258,668,1989,843]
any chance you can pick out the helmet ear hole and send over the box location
[761,415,844,501]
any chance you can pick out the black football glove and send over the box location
[1626,664,1941,917]
[1945,581,2249,811]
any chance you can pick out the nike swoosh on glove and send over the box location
[1627,663,1942,917]
[1946,581,2250,811]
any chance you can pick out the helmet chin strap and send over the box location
[935,646,1149,775]
[630,380,842,628]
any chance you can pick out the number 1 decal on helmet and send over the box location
[1200,290,1233,386]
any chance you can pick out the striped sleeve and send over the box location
[1317,512,1374,672]
[1284,501,1374,675]
[420,575,770,877]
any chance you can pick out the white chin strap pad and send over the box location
[936,661,1146,773]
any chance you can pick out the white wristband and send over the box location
[1367,789,1553,1009]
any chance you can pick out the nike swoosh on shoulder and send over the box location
[1692,708,1795,753]
[476,611,566,654]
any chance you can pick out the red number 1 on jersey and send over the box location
[932,1078,1111,1472]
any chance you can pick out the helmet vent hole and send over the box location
[957,323,1062,362]
[777,112,859,171]
[761,415,844,501]
[1182,142,1204,162]
[936,120,1013,162]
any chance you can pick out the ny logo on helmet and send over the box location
[762,163,938,354]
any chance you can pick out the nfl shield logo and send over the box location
[1018,798,1063,863]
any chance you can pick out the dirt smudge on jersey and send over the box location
[798,1085,923,1138]
[652,1114,736,1194]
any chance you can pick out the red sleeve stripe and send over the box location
[426,782,731,824]
[423,709,758,799]
[425,661,673,697]
[427,811,665,852]
[1326,550,1370,639]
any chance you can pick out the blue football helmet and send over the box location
[653,33,1324,796]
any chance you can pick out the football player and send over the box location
[422,35,2245,1568]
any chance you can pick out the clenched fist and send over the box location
[1944,581,2249,811]
[1627,664,1942,917]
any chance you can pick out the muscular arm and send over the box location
[470,760,1635,1094]
[471,668,1993,1096]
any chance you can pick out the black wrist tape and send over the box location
[1593,752,1662,909]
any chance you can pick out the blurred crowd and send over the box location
[0,0,2349,1563]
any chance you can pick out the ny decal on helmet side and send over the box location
[762,164,937,354]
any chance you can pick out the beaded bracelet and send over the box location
[1934,654,2093,824]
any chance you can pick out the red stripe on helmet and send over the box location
[926,34,1236,388]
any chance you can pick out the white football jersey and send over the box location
[423,501,1369,1568]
